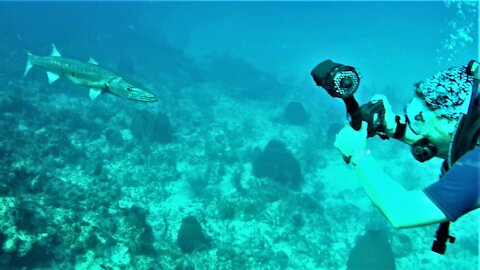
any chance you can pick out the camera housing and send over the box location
[311,60,360,98]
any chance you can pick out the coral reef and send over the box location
[347,229,396,270]
[215,198,236,220]
[131,110,173,144]
[0,62,477,270]
[252,139,304,190]
[122,205,156,256]
[283,101,308,125]
[176,216,210,254]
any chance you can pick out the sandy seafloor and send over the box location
[0,1,478,270]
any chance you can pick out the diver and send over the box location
[311,60,479,254]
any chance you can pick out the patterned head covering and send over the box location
[415,66,474,121]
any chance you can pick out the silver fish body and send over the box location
[24,44,157,102]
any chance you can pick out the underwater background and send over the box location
[0,1,478,269]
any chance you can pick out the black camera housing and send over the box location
[311,59,360,98]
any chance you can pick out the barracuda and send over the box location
[23,44,157,102]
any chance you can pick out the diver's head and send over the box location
[405,96,457,160]
[404,66,474,161]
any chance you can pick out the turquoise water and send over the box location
[0,1,478,269]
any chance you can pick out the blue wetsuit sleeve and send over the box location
[424,147,480,221]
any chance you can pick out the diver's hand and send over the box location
[334,121,369,165]
[370,94,397,137]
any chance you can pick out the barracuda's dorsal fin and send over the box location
[50,43,61,57]
[88,57,99,65]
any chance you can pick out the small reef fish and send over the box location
[23,44,157,102]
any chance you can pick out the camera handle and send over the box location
[342,96,362,130]
[342,96,389,139]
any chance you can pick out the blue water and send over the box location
[0,1,478,269]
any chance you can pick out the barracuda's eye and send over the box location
[127,85,134,91]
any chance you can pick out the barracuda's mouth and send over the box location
[128,88,157,102]
[133,95,157,102]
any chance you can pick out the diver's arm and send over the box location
[353,152,449,228]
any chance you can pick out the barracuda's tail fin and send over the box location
[23,51,33,78]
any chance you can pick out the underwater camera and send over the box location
[311,59,360,98]
[311,60,387,137]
